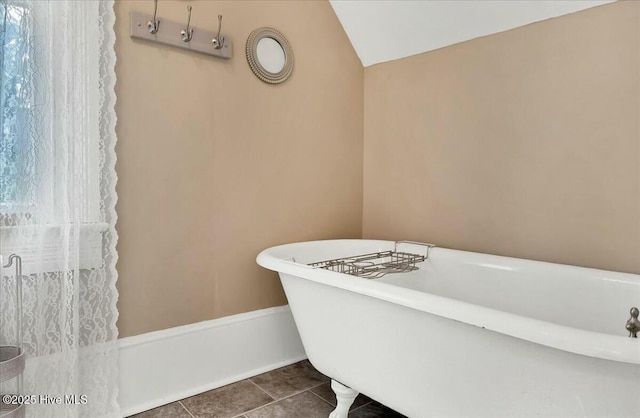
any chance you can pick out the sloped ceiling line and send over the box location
[329,0,616,67]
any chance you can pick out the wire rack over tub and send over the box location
[308,241,435,279]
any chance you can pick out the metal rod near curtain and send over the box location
[0,1,119,417]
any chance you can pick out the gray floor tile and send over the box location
[129,402,192,418]
[245,391,334,418]
[348,402,406,418]
[310,382,371,411]
[180,380,274,418]
[250,361,329,399]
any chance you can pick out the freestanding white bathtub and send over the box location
[257,240,640,418]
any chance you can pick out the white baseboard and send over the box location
[118,305,306,417]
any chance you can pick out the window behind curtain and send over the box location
[1,2,35,207]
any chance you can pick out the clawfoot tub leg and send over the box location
[328,379,358,418]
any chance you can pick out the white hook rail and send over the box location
[130,8,232,59]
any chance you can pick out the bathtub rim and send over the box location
[257,239,640,365]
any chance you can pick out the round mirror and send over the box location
[257,38,286,73]
[246,27,294,84]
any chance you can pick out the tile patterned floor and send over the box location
[130,360,406,418]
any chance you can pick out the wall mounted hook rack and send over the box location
[130,9,232,59]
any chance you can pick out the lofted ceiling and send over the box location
[329,0,616,67]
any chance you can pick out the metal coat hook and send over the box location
[627,307,639,338]
[181,5,194,42]
[147,0,160,34]
[212,14,225,49]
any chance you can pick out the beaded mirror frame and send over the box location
[246,27,294,84]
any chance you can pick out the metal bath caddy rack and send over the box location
[1,254,25,418]
[309,241,434,279]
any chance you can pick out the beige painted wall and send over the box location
[115,1,363,337]
[363,2,640,273]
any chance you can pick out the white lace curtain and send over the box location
[0,1,119,417]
